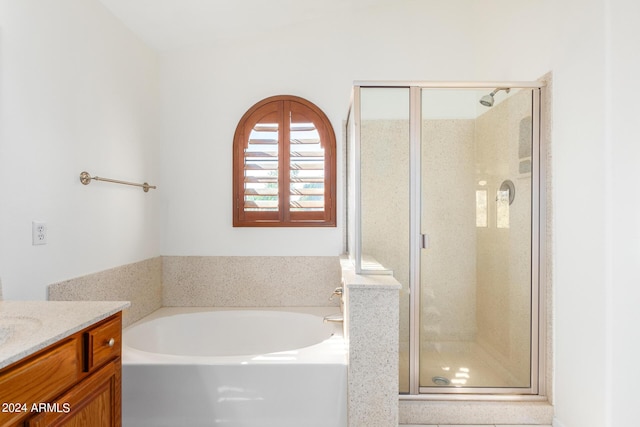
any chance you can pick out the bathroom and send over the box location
[1,1,639,426]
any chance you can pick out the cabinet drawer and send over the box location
[85,315,121,371]
[0,338,81,426]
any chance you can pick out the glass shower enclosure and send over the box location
[346,82,545,396]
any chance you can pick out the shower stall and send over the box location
[346,82,546,396]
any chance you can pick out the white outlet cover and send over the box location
[32,221,47,245]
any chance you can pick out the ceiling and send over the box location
[97,0,390,52]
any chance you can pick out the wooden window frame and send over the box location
[233,95,336,227]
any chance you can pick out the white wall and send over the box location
[608,1,640,425]
[0,0,161,299]
[547,0,609,426]
[158,0,479,255]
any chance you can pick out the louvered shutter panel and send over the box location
[233,96,335,227]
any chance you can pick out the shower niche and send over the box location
[346,83,545,396]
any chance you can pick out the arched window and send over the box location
[233,95,336,227]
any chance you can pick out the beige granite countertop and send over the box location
[0,300,130,370]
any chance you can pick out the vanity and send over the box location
[0,301,129,427]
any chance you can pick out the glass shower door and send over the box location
[357,87,411,393]
[419,88,537,392]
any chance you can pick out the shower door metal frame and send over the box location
[352,81,547,399]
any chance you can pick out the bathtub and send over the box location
[122,307,347,427]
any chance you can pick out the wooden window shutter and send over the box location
[233,95,336,227]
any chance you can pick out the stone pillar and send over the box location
[342,261,401,427]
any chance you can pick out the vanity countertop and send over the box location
[0,300,130,370]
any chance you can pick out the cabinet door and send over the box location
[26,358,121,427]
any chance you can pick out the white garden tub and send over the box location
[122,307,347,427]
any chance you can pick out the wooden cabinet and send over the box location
[0,312,122,427]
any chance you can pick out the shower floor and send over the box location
[399,341,528,392]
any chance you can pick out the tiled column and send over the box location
[342,262,401,427]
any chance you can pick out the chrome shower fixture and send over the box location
[479,87,511,107]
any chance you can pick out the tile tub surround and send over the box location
[47,256,341,327]
[48,257,162,327]
[162,256,342,307]
[0,300,130,369]
[342,260,401,427]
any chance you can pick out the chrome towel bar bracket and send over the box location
[79,171,156,192]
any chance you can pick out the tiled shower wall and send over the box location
[360,119,411,354]
[474,89,534,384]
[48,256,341,327]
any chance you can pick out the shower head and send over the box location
[479,94,494,107]
[479,87,511,107]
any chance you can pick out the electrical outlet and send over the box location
[32,221,47,245]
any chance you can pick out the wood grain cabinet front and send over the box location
[25,359,120,427]
[0,312,122,427]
